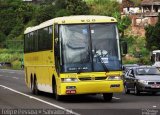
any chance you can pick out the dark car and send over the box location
[122,64,139,79]
[124,66,160,95]
[122,64,139,73]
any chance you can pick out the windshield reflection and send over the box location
[136,68,160,75]
[59,24,121,73]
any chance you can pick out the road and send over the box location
[0,69,160,115]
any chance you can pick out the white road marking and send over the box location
[0,85,80,115]
[12,77,19,79]
[112,97,120,100]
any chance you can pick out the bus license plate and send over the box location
[66,90,76,94]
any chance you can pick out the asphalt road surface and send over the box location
[0,69,160,115]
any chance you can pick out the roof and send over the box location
[152,50,160,53]
[132,65,155,69]
[141,0,160,6]
[24,15,117,34]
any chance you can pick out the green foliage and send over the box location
[123,35,150,65]
[145,14,160,51]
[0,6,17,35]
[123,58,139,64]
[55,9,71,17]
[118,16,131,33]
[12,60,21,70]
[7,20,24,40]
[34,5,56,24]
[66,0,89,15]
[0,32,6,47]
[112,12,131,37]
[89,0,120,16]
[0,48,22,69]
[54,0,67,9]
[15,3,34,24]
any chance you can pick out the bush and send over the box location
[0,49,22,69]
[122,35,150,65]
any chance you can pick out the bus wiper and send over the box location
[95,53,109,73]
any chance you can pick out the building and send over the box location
[122,0,160,36]
[141,0,160,15]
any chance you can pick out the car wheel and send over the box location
[152,91,157,95]
[103,93,113,102]
[134,85,140,96]
[124,84,130,94]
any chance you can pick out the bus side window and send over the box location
[54,24,59,56]
[157,53,160,61]
[151,54,155,63]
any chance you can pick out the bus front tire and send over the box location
[53,84,62,101]
[55,94,61,101]
[103,93,113,102]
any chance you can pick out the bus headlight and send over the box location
[108,76,122,80]
[61,78,78,83]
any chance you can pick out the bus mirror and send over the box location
[121,42,128,55]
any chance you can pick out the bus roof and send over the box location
[152,50,160,54]
[24,15,117,34]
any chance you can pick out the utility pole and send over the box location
[151,0,154,12]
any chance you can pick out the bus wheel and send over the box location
[31,78,39,95]
[53,84,61,101]
[52,78,61,101]
[103,93,113,102]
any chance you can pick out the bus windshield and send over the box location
[60,23,121,73]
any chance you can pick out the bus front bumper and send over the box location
[58,80,124,95]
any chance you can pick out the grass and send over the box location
[0,48,23,70]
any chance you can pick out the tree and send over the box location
[16,3,34,24]
[112,12,131,37]
[35,5,56,24]
[0,32,6,47]
[89,0,120,16]
[66,0,89,15]
[145,14,160,51]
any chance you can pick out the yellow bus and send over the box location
[24,15,124,101]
